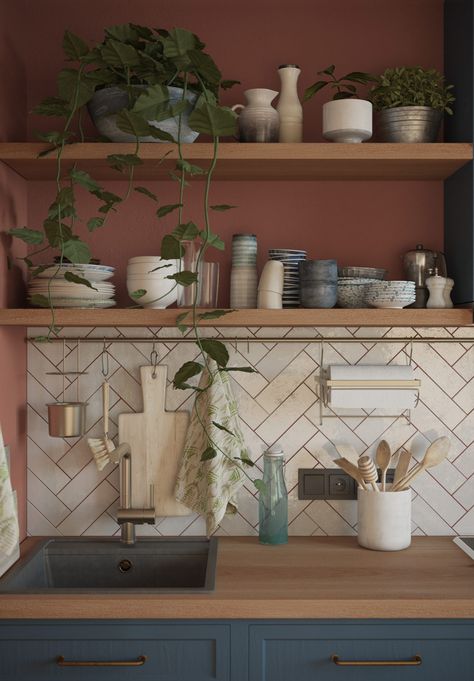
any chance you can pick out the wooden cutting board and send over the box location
[118,365,191,517]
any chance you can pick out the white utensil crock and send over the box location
[357,486,411,551]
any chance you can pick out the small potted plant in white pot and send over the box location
[304,65,377,143]
[369,66,455,142]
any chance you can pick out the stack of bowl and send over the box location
[339,266,387,280]
[268,249,307,308]
[299,260,338,308]
[365,280,416,308]
[28,263,116,308]
[230,234,258,308]
[126,256,179,308]
[337,277,374,308]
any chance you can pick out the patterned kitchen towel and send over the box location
[0,425,19,557]
[175,360,252,535]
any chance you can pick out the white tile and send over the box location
[289,511,319,535]
[453,347,474,381]
[257,385,316,444]
[27,502,62,536]
[256,343,308,382]
[256,352,317,413]
[453,380,474,413]
[27,470,70,527]
[454,475,474,510]
[410,474,465,526]
[305,501,356,536]
[411,496,454,536]
[27,439,70,494]
[453,507,474,535]
[454,411,474,446]
[57,481,119,535]
[58,459,117,511]
[27,406,68,463]
[454,444,474,477]
[412,343,465,397]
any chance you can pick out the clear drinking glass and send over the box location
[177,240,199,307]
[197,262,219,308]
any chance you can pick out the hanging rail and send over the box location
[26,335,474,344]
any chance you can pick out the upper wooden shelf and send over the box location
[1,308,472,328]
[0,143,471,181]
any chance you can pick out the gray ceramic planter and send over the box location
[88,85,199,143]
[376,106,442,143]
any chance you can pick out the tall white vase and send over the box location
[277,65,303,142]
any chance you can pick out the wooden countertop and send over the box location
[1,536,473,619]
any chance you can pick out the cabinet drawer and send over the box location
[249,623,474,681]
[0,622,230,681]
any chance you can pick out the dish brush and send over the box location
[88,380,116,470]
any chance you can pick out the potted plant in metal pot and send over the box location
[304,65,377,143]
[369,66,455,142]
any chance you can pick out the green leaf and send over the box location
[33,96,70,117]
[43,219,72,247]
[36,130,72,147]
[189,101,237,137]
[134,186,158,201]
[161,27,197,60]
[188,50,222,85]
[107,153,143,172]
[130,288,146,299]
[176,159,206,175]
[8,228,44,245]
[105,23,140,43]
[173,221,200,241]
[116,109,152,137]
[157,203,182,218]
[333,91,356,100]
[62,30,90,61]
[91,188,122,205]
[29,264,49,278]
[199,339,229,367]
[253,479,265,492]
[173,360,203,389]
[48,187,76,219]
[69,168,100,192]
[201,446,217,462]
[240,456,255,467]
[57,68,95,108]
[343,71,377,84]
[167,270,198,286]
[100,39,140,68]
[201,230,225,251]
[62,237,91,264]
[147,125,176,142]
[29,294,51,308]
[219,366,257,373]
[210,204,236,212]
[319,64,336,76]
[198,309,231,321]
[176,311,189,333]
[221,79,240,90]
[64,271,97,290]
[303,80,328,101]
[132,84,171,120]
[212,421,234,436]
[87,217,104,232]
[160,234,183,259]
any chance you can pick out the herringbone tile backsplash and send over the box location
[27,325,474,537]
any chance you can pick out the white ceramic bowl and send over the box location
[126,276,177,308]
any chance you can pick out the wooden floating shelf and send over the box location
[0,143,471,181]
[1,308,472,328]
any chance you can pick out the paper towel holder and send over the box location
[315,341,421,425]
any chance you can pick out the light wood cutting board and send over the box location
[118,365,191,517]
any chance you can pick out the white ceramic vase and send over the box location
[277,65,303,142]
[232,89,279,142]
[323,99,373,143]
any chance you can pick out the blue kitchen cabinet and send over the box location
[0,620,473,681]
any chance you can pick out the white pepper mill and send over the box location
[426,268,450,308]
[277,64,303,142]
[443,278,454,308]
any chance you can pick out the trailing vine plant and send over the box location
[9,24,262,489]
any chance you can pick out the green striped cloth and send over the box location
[0,426,19,556]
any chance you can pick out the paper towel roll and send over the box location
[327,365,418,409]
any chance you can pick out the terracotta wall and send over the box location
[0,0,27,538]
[23,0,444,305]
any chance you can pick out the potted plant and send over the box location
[304,65,377,143]
[369,66,455,142]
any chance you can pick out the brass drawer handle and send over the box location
[56,655,147,667]
[331,654,422,667]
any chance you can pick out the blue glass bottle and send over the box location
[259,444,288,545]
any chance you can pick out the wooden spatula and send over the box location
[392,436,450,492]
[392,448,411,489]
[375,440,391,492]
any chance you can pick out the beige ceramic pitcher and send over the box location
[232,88,279,142]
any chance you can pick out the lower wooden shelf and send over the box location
[0,307,472,328]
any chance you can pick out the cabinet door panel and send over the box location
[249,623,474,681]
[0,623,230,681]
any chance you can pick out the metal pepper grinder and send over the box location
[402,244,447,308]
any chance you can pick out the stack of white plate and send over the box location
[29,263,116,308]
[268,249,307,308]
[365,280,416,309]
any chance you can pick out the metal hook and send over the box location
[101,339,109,378]
[246,336,250,354]
[150,340,159,379]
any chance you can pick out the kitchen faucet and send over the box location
[113,443,156,545]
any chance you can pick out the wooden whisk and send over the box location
[358,455,380,492]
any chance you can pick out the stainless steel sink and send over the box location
[0,537,217,593]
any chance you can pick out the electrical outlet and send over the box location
[298,468,396,500]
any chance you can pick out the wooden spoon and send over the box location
[358,455,380,492]
[392,448,411,489]
[392,436,451,492]
[375,440,391,492]
[334,457,368,491]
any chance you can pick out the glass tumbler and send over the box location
[177,240,199,307]
[197,262,219,308]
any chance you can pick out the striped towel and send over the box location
[0,426,19,557]
[175,360,251,535]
